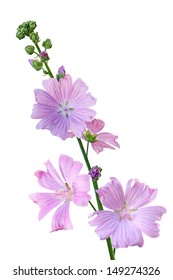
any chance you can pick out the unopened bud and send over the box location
[29,59,43,71]
[25,45,35,55]
[89,166,102,181]
[56,65,66,80]
[40,51,49,61]
[42,38,52,49]
[30,32,40,44]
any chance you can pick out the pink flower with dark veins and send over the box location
[30,155,91,231]
[84,118,120,154]
[31,74,96,140]
[89,177,166,248]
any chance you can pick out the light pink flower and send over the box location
[84,118,120,153]
[30,155,91,231]
[31,74,96,140]
[89,177,166,248]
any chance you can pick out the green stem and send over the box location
[86,141,89,156]
[77,138,115,260]
[89,201,97,211]
[34,42,54,78]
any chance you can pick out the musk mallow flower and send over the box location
[83,118,120,154]
[30,155,91,231]
[31,74,96,140]
[89,177,166,248]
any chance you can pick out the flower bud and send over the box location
[56,65,66,80]
[29,32,40,44]
[89,166,102,181]
[42,38,52,49]
[25,45,35,55]
[16,30,25,40]
[39,51,49,61]
[28,21,37,32]
[29,59,43,71]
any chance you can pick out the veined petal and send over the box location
[91,141,115,154]
[29,193,62,220]
[34,160,64,191]
[73,191,91,206]
[59,155,82,184]
[111,219,144,248]
[87,119,105,134]
[97,177,124,210]
[51,201,73,231]
[97,133,120,148]
[132,206,166,237]
[73,174,90,192]
[89,210,119,239]
[125,179,158,208]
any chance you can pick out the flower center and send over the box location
[58,101,73,117]
[54,183,74,201]
[115,205,137,221]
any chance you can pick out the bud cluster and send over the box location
[16,21,53,75]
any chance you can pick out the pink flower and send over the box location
[83,119,120,153]
[30,155,91,231]
[31,75,96,140]
[89,178,166,248]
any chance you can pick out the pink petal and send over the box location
[132,206,166,237]
[87,119,105,134]
[97,133,120,148]
[29,193,61,220]
[91,141,115,154]
[97,177,124,210]
[59,155,82,184]
[73,191,91,206]
[89,210,119,239]
[51,201,73,231]
[111,219,144,248]
[34,160,64,191]
[73,174,90,192]
[125,179,158,208]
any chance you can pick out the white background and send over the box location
[0,0,172,279]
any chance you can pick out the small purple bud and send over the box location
[89,166,102,181]
[40,51,48,59]
[58,65,66,75]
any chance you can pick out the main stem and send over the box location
[77,138,115,260]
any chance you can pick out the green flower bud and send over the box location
[42,38,52,49]
[29,59,43,71]
[25,45,35,55]
[29,32,40,44]
[28,21,37,32]
[16,30,25,40]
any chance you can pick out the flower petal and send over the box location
[97,177,124,210]
[132,206,167,237]
[59,155,82,184]
[97,133,120,148]
[29,193,61,220]
[89,210,119,239]
[87,119,105,134]
[34,160,64,191]
[111,219,144,248]
[51,201,73,231]
[73,191,91,206]
[125,179,158,208]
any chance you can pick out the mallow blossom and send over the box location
[89,177,166,248]
[30,155,91,231]
[31,74,96,140]
[83,118,120,154]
